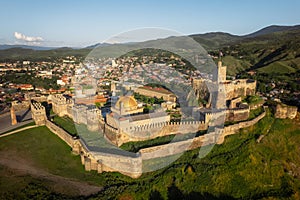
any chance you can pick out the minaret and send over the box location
[10,106,17,125]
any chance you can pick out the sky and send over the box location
[0,0,299,47]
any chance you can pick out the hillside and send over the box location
[0,47,91,62]
[0,110,299,199]
[190,32,241,50]
[215,29,300,75]
[244,25,300,38]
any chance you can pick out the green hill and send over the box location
[1,110,300,199]
[216,29,300,75]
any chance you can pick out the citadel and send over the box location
[24,61,269,178]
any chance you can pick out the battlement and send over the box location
[107,119,209,146]
[30,101,46,125]
[31,101,45,111]
[51,94,73,117]
[128,120,206,133]
[51,94,73,105]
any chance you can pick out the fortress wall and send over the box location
[45,120,75,147]
[104,124,119,144]
[116,121,208,145]
[75,138,142,178]
[92,151,142,177]
[225,108,250,122]
[30,96,48,102]
[275,103,298,119]
[12,101,30,111]
[224,80,256,99]
[41,100,265,178]
[218,109,266,144]
[139,131,218,160]
[139,109,266,161]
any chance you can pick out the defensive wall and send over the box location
[104,120,208,146]
[31,100,267,178]
[139,108,266,160]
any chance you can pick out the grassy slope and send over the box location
[0,111,299,199]
[53,115,78,136]
[220,29,300,75]
[0,126,104,199]
[115,111,300,200]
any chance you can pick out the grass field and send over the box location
[0,111,300,199]
[0,126,104,199]
[53,115,78,136]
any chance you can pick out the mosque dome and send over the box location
[115,96,138,110]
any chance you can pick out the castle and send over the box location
[33,61,257,146]
[26,60,263,178]
[29,98,267,178]
[50,94,102,132]
[193,61,256,122]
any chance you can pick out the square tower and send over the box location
[217,61,226,83]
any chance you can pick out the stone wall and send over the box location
[275,103,298,119]
[36,105,266,179]
[12,101,30,111]
[139,109,266,160]
[218,109,266,144]
[45,120,75,147]
[31,101,47,126]
[105,120,208,146]
[224,80,256,100]
[51,94,73,117]
[225,108,249,122]
[45,119,143,178]
[139,130,219,160]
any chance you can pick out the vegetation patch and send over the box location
[52,115,78,136]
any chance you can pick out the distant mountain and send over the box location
[85,43,112,49]
[0,47,91,61]
[0,44,57,51]
[0,24,299,74]
[244,25,300,38]
[189,32,241,50]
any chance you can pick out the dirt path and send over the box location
[0,151,102,197]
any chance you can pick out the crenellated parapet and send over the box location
[106,119,209,146]
[51,94,73,117]
[31,101,47,125]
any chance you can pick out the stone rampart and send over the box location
[41,106,266,179]
[139,109,266,161]
[106,120,208,146]
[45,120,75,147]
[218,109,266,144]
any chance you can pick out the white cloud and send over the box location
[14,32,44,42]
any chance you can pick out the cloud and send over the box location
[14,32,44,42]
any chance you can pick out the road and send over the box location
[0,109,33,134]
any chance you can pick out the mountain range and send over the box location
[0,24,299,75]
[1,25,299,51]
